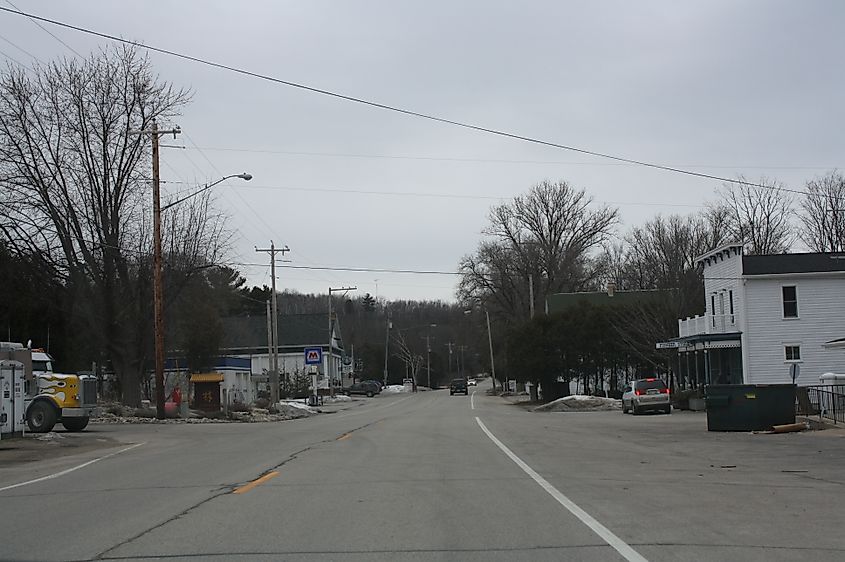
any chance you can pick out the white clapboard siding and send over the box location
[742,274,845,384]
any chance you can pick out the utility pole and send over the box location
[265,299,272,394]
[383,316,392,388]
[256,242,289,404]
[426,334,432,389]
[486,309,497,392]
[445,342,454,375]
[458,345,467,379]
[328,286,356,395]
[134,119,180,420]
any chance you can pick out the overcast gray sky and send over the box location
[2,1,844,302]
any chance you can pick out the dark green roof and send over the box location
[546,289,668,315]
[221,313,342,352]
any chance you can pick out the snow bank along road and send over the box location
[1,385,844,561]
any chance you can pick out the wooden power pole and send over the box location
[135,119,180,420]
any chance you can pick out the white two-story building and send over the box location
[675,244,845,386]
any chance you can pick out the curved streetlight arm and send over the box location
[161,172,252,211]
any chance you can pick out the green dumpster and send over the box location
[705,384,796,431]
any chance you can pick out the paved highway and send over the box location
[1,382,844,561]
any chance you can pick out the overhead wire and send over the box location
[180,132,347,288]
[0,5,830,201]
[0,45,33,72]
[190,145,842,172]
[4,0,84,58]
[0,32,44,65]
[155,178,705,208]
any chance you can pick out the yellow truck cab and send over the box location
[26,349,97,432]
[1,343,97,432]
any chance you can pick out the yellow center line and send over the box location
[233,471,279,494]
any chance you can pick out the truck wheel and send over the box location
[62,417,90,432]
[26,401,57,433]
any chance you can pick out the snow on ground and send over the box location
[533,395,622,412]
[324,394,354,402]
[383,385,407,393]
[280,400,318,412]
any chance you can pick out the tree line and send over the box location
[457,176,845,398]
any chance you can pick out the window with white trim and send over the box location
[728,290,734,324]
[782,286,798,318]
[711,294,716,327]
[785,345,801,361]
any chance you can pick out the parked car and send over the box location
[622,378,671,414]
[450,378,468,395]
[362,380,383,393]
[467,379,477,386]
[346,381,381,397]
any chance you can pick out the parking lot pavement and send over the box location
[475,394,845,561]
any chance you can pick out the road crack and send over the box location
[92,419,384,560]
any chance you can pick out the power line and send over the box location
[190,145,843,172]
[4,0,84,58]
[0,32,44,65]
[159,179,705,208]
[0,5,822,199]
[0,45,32,72]
[233,263,463,275]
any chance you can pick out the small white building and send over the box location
[220,313,348,391]
[675,244,845,386]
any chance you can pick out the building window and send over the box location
[711,295,716,327]
[785,345,801,361]
[782,286,798,318]
[728,290,735,324]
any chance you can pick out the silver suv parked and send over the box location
[622,378,671,414]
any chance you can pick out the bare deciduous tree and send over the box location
[391,329,423,385]
[458,180,619,323]
[713,176,794,255]
[0,46,224,405]
[799,171,845,252]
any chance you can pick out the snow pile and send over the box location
[325,394,354,402]
[35,431,65,441]
[533,395,622,412]
[276,401,318,418]
[383,385,407,393]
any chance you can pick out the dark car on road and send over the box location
[450,378,468,395]
[346,381,381,397]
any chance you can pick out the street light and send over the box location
[465,308,498,392]
[161,173,252,211]
[152,172,251,419]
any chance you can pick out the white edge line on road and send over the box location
[471,391,475,410]
[0,441,146,493]
[475,417,648,562]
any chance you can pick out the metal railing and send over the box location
[797,385,845,424]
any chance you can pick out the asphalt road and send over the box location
[1,383,844,561]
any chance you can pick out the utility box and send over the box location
[705,384,796,431]
[1,360,26,438]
